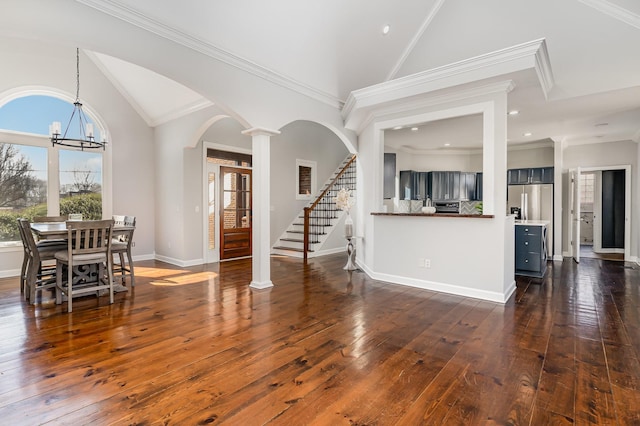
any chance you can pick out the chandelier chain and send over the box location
[75,47,80,102]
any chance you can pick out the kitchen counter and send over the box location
[515,220,549,226]
[372,212,494,218]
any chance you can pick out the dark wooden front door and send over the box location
[220,166,252,260]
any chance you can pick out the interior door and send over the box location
[570,167,581,263]
[220,166,252,260]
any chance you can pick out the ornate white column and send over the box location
[242,127,280,289]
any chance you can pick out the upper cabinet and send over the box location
[399,170,483,201]
[459,172,477,201]
[383,153,396,199]
[399,170,428,200]
[428,171,461,201]
[507,167,554,185]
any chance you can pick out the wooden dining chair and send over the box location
[55,219,115,312]
[18,219,66,304]
[33,215,67,222]
[111,215,136,287]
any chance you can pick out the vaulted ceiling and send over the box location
[6,0,640,149]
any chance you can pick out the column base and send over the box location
[250,280,273,289]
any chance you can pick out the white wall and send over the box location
[153,105,236,265]
[0,37,155,276]
[393,148,483,173]
[561,140,638,259]
[507,144,553,168]
[356,85,513,302]
[270,120,349,247]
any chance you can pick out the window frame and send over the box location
[0,129,112,248]
[295,159,316,200]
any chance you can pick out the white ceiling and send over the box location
[76,0,640,149]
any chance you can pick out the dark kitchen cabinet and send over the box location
[475,172,483,201]
[399,170,414,200]
[508,167,554,185]
[507,168,530,184]
[459,172,477,201]
[383,153,396,199]
[515,224,548,277]
[541,167,554,184]
[399,170,428,200]
[428,171,460,201]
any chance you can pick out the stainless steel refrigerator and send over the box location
[507,184,553,257]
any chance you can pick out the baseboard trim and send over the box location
[155,255,204,267]
[358,262,512,303]
[0,268,21,279]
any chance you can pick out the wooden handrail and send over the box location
[303,154,356,260]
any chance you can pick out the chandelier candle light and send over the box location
[50,48,107,150]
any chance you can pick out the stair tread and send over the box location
[287,230,326,235]
[273,246,314,253]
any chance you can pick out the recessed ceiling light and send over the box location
[523,132,532,137]
[444,143,451,147]
[508,110,519,116]
[411,127,418,131]
[595,122,609,127]
[393,126,402,130]
[382,25,390,35]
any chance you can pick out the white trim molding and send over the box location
[387,0,447,81]
[343,39,553,132]
[77,0,344,109]
[578,0,640,30]
[358,261,516,304]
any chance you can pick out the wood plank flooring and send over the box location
[1,254,639,424]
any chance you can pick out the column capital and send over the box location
[241,127,281,137]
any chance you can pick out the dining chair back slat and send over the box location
[33,216,67,223]
[18,219,65,304]
[55,219,115,312]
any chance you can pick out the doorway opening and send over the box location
[204,148,252,263]
[569,166,629,263]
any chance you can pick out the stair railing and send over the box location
[303,154,356,260]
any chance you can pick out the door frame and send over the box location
[569,165,631,261]
[202,142,252,264]
[219,165,253,260]
[569,167,581,263]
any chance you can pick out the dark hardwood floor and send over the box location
[1,254,639,424]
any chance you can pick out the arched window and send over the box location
[0,95,104,245]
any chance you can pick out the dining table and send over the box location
[31,221,135,240]
[30,221,135,295]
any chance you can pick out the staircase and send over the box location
[272,155,356,258]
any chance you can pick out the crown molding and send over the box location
[76,0,343,109]
[387,0,447,81]
[578,0,640,30]
[533,39,554,99]
[398,146,483,156]
[355,80,515,134]
[343,39,553,131]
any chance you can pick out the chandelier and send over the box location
[50,48,107,150]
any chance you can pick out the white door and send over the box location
[205,161,219,263]
[570,167,581,263]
